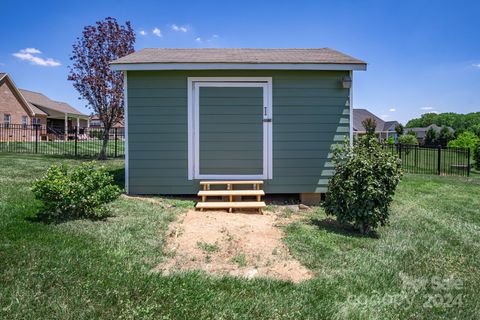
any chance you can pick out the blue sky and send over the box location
[1,0,479,124]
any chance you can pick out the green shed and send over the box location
[111,48,366,200]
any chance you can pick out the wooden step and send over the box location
[198,190,265,197]
[195,201,266,209]
[199,180,263,185]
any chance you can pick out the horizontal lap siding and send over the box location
[127,70,349,194]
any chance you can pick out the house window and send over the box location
[22,116,28,128]
[32,117,41,125]
[3,114,11,128]
[90,120,102,127]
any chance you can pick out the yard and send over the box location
[0,140,125,158]
[1,154,479,319]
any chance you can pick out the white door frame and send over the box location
[187,77,273,180]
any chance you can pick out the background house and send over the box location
[0,73,88,134]
[353,108,400,140]
[407,124,455,144]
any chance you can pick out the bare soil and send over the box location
[155,208,314,283]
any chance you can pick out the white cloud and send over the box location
[171,24,188,32]
[472,63,480,68]
[139,30,147,36]
[22,48,42,54]
[195,37,202,42]
[389,108,396,112]
[152,27,162,37]
[420,107,434,110]
[12,48,60,67]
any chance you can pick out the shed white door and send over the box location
[188,78,272,180]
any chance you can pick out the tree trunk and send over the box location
[98,127,110,160]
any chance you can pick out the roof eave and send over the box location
[110,62,367,71]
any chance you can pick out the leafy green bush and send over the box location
[448,131,480,155]
[324,137,403,234]
[386,136,395,145]
[398,134,419,145]
[31,162,121,220]
[89,130,104,139]
[474,143,480,171]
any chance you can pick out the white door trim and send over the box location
[187,77,273,180]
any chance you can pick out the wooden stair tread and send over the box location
[199,180,263,185]
[196,201,266,209]
[198,190,265,196]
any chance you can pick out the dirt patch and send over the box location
[155,208,314,283]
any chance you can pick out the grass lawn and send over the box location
[1,154,479,319]
[0,140,125,158]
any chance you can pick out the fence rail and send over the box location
[0,124,124,158]
[384,143,470,177]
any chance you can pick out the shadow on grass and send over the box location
[108,167,125,189]
[26,211,113,225]
[309,217,379,239]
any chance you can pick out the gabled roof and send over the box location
[0,72,41,116]
[353,109,385,132]
[383,120,400,132]
[408,124,454,139]
[353,109,400,132]
[19,89,85,116]
[111,48,367,71]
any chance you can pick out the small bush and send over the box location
[386,136,395,145]
[324,137,403,234]
[448,131,480,155]
[398,134,419,146]
[31,162,121,220]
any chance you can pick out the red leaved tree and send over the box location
[68,17,135,160]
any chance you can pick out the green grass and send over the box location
[1,154,479,319]
[0,140,125,158]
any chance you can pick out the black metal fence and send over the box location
[0,124,125,158]
[383,143,470,176]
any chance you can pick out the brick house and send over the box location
[0,72,88,140]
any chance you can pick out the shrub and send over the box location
[398,134,419,146]
[448,131,480,155]
[386,136,395,145]
[395,123,404,136]
[424,127,438,146]
[31,162,121,220]
[474,143,480,171]
[362,117,377,136]
[324,137,403,234]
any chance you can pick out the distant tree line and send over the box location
[406,112,480,137]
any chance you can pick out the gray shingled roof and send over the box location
[353,109,385,132]
[353,109,401,132]
[19,89,85,116]
[111,48,366,65]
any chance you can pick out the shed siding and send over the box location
[127,70,350,194]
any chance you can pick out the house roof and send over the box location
[19,89,85,116]
[111,48,367,70]
[353,109,400,132]
[0,72,41,116]
[408,124,454,139]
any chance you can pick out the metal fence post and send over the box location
[398,143,402,160]
[114,128,118,158]
[437,145,441,175]
[35,124,38,154]
[467,147,470,177]
[74,126,78,157]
